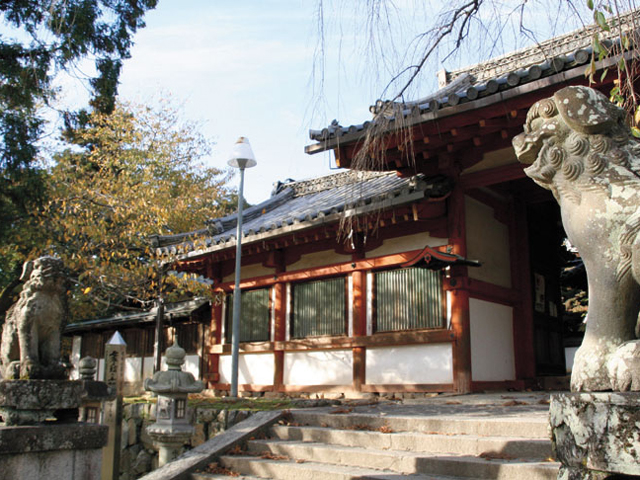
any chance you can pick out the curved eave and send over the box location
[163,186,437,261]
[305,51,633,156]
[64,298,210,334]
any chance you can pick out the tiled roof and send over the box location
[307,9,638,148]
[153,170,452,257]
[64,297,210,333]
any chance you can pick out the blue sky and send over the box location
[52,1,596,204]
[117,1,365,204]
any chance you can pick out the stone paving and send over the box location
[321,390,557,421]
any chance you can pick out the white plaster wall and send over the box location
[124,357,142,383]
[366,344,453,384]
[184,354,200,379]
[223,263,274,283]
[70,336,82,380]
[365,233,447,258]
[219,353,275,385]
[284,350,352,386]
[469,298,516,382]
[289,250,351,271]
[565,346,578,373]
[97,358,105,382]
[465,196,512,288]
[143,356,155,380]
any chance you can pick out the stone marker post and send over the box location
[102,331,126,480]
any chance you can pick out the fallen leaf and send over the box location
[479,451,515,461]
[502,400,528,407]
[260,451,289,461]
[330,407,353,414]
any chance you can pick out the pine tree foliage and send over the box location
[0,0,158,270]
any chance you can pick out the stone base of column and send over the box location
[550,392,640,479]
[0,423,108,480]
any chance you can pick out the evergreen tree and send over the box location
[0,0,158,290]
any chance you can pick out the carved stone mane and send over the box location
[513,85,640,392]
[1,257,67,379]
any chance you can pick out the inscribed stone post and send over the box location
[101,331,126,480]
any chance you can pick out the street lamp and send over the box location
[227,137,257,398]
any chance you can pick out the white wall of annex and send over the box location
[284,350,352,386]
[124,357,143,383]
[70,336,82,380]
[469,298,516,382]
[366,344,453,384]
[143,356,155,380]
[184,354,200,379]
[219,353,275,385]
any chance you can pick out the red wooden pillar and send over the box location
[448,186,472,394]
[511,198,536,380]
[273,282,286,392]
[352,270,367,391]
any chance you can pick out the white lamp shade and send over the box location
[228,137,257,169]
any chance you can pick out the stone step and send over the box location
[245,439,559,479]
[220,455,471,480]
[269,424,553,458]
[192,473,264,480]
[288,410,550,438]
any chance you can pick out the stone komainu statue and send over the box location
[1,257,67,379]
[513,85,640,392]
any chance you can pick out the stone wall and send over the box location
[119,402,253,480]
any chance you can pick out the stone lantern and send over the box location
[77,356,114,423]
[144,343,204,467]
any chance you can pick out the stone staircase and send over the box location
[191,406,560,480]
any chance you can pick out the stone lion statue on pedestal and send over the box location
[513,85,640,392]
[1,257,67,379]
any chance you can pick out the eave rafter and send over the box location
[177,198,447,270]
[327,64,622,174]
[335,105,530,173]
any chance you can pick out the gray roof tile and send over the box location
[154,170,451,256]
[307,9,638,146]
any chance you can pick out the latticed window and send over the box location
[291,277,346,339]
[225,288,271,343]
[175,399,186,419]
[374,267,444,332]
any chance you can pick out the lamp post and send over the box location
[227,137,257,398]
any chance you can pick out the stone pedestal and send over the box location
[0,379,83,425]
[550,393,640,479]
[0,423,108,480]
[0,379,110,480]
